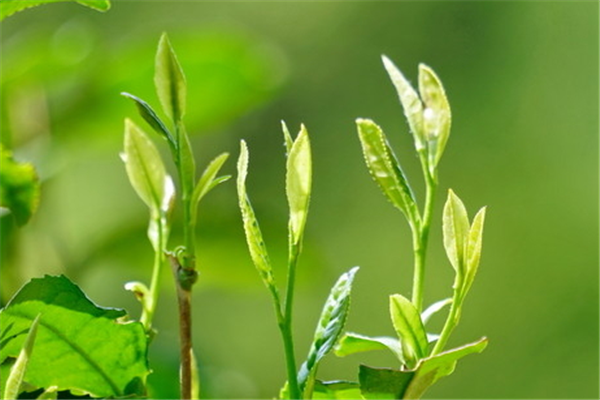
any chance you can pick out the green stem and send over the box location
[431,291,462,356]
[281,241,301,399]
[140,218,164,330]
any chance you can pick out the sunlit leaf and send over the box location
[418,64,451,168]
[463,207,487,297]
[191,153,230,216]
[442,189,470,277]
[335,332,403,363]
[313,380,362,400]
[286,124,312,246]
[0,275,149,398]
[281,120,294,155]
[0,0,110,21]
[155,33,186,122]
[389,294,428,368]
[358,365,414,400]
[3,315,40,400]
[298,267,359,395]
[236,140,277,292]
[381,56,425,151]
[0,145,40,226]
[121,92,176,152]
[356,119,419,227]
[421,298,452,325]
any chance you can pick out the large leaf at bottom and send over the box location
[0,275,149,398]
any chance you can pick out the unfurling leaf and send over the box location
[381,56,425,151]
[192,153,230,214]
[121,92,176,152]
[298,267,359,396]
[155,33,186,122]
[3,315,40,400]
[0,145,40,226]
[442,189,470,277]
[0,275,149,398]
[286,124,312,246]
[418,64,451,168]
[389,294,428,369]
[236,141,277,291]
[335,332,403,363]
[356,119,419,227]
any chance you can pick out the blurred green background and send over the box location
[1,1,598,398]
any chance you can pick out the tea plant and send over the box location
[236,126,359,400]
[333,57,488,399]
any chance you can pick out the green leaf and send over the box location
[0,145,40,226]
[0,275,149,398]
[418,64,451,168]
[358,365,414,400]
[281,120,294,155]
[236,140,277,291]
[462,207,487,297]
[402,338,488,399]
[286,124,312,246]
[381,56,425,151]
[177,122,196,191]
[0,0,110,21]
[356,119,419,227]
[298,267,359,394]
[121,92,176,152]
[335,332,403,363]
[191,153,230,213]
[155,32,186,122]
[313,380,363,400]
[421,298,452,325]
[3,315,40,400]
[442,189,470,277]
[389,294,428,368]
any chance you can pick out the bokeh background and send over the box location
[1,1,598,398]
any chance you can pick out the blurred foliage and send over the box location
[0,2,598,399]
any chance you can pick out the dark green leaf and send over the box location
[356,119,419,227]
[3,315,40,400]
[121,92,176,151]
[0,275,149,398]
[0,0,110,21]
[298,267,359,393]
[335,332,403,363]
[0,145,40,226]
[389,294,428,369]
[358,365,414,400]
[313,380,363,400]
[286,124,312,246]
[155,33,186,122]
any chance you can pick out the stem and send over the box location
[281,242,301,399]
[177,288,193,399]
[431,292,462,356]
[140,222,164,330]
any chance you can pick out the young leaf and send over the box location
[155,33,186,122]
[177,122,196,191]
[389,294,428,368]
[3,315,40,400]
[381,56,425,151]
[421,298,452,325]
[402,337,488,399]
[281,120,294,155]
[286,124,312,246]
[462,207,487,297]
[418,64,451,168]
[0,145,40,226]
[0,0,110,21]
[297,267,359,393]
[358,365,415,400]
[335,332,404,363]
[123,119,168,212]
[191,153,230,212]
[236,141,277,291]
[356,119,419,227]
[0,275,149,398]
[121,92,176,151]
[312,380,362,400]
[442,189,470,276]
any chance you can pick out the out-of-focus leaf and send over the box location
[463,207,487,297]
[298,267,359,395]
[421,298,452,325]
[402,338,488,399]
[0,0,110,21]
[285,124,312,246]
[313,380,363,400]
[335,332,403,363]
[155,33,186,122]
[236,140,277,291]
[381,56,425,151]
[389,294,428,369]
[191,153,230,221]
[358,365,414,400]
[442,189,470,276]
[356,119,419,227]
[3,315,40,400]
[0,275,149,398]
[0,145,40,226]
[418,64,451,168]
[121,92,176,152]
